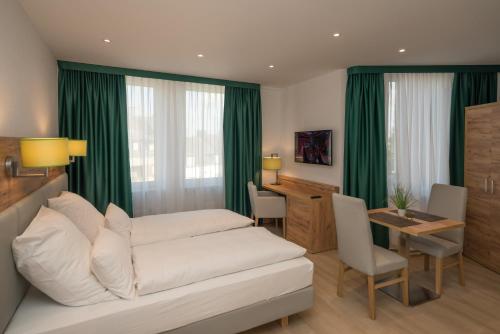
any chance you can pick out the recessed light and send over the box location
[398,48,406,53]
[332,33,341,37]
[103,39,111,44]
[268,65,275,69]
[197,54,204,58]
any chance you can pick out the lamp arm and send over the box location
[5,156,48,178]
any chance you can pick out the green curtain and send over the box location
[343,73,389,248]
[59,69,133,216]
[449,72,498,186]
[223,86,262,217]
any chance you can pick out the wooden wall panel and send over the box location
[0,137,65,213]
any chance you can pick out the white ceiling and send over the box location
[19,0,500,87]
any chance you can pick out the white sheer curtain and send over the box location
[385,73,453,210]
[126,76,225,216]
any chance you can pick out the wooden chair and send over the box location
[333,194,409,319]
[407,184,467,295]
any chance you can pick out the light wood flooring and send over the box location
[244,236,500,333]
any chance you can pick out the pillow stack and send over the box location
[12,206,116,306]
[12,192,136,306]
[48,191,105,243]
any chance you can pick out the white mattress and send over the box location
[6,257,313,334]
[131,209,254,246]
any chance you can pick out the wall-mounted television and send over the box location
[294,130,332,166]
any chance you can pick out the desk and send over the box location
[263,175,339,253]
[368,208,465,305]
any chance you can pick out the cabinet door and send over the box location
[464,107,492,265]
[487,105,500,272]
[286,196,313,250]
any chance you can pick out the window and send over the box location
[127,84,155,183]
[126,76,225,216]
[385,73,453,208]
[185,87,224,180]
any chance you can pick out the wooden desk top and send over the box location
[368,208,465,237]
[263,184,323,201]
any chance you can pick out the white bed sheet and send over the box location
[131,209,254,246]
[133,227,306,295]
[6,257,313,334]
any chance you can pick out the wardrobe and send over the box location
[464,102,500,273]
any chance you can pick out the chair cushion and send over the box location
[408,234,462,258]
[373,245,408,275]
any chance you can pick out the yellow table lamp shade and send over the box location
[263,156,282,170]
[20,138,70,167]
[68,139,87,157]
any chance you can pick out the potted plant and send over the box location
[390,184,416,217]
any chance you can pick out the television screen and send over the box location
[294,130,332,166]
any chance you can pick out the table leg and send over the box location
[378,233,440,306]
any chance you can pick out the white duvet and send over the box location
[130,209,254,246]
[133,227,306,296]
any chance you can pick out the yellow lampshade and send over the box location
[68,139,87,157]
[263,156,282,170]
[20,138,70,168]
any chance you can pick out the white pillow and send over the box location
[91,227,135,299]
[12,206,116,306]
[48,191,105,243]
[105,203,131,245]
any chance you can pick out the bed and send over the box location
[0,174,314,334]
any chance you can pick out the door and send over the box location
[464,106,492,266]
[486,104,500,272]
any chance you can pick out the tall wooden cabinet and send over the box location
[464,102,500,273]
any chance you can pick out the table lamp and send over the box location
[5,138,70,177]
[68,139,87,163]
[263,153,282,185]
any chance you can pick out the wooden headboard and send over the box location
[0,137,65,213]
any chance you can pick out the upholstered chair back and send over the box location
[332,194,376,275]
[427,184,468,245]
[247,181,258,216]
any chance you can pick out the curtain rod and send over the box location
[58,60,260,90]
[348,65,500,75]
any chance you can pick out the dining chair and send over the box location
[332,194,409,320]
[407,184,467,295]
[247,181,286,236]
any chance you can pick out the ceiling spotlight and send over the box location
[332,33,341,37]
[398,48,406,53]
[103,39,111,44]
[268,65,275,69]
[197,54,204,58]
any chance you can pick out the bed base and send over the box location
[163,285,313,334]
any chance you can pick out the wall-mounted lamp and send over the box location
[263,153,282,185]
[68,139,87,163]
[5,138,70,178]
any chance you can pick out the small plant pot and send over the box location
[397,209,407,217]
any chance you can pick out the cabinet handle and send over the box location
[491,179,495,194]
[484,178,489,192]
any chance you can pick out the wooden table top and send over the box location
[367,207,465,237]
[263,183,323,201]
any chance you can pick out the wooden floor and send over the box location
[244,247,500,334]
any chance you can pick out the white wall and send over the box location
[261,69,347,190]
[0,0,58,137]
[261,86,285,184]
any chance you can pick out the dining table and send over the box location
[368,207,465,306]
